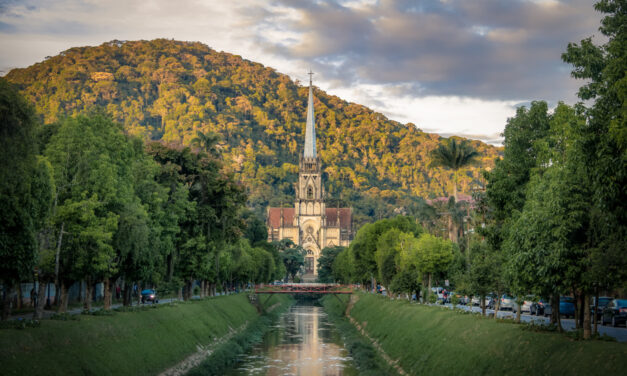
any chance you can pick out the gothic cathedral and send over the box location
[267,73,352,280]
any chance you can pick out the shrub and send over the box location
[0,319,41,330]
[50,313,80,321]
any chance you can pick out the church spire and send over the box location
[303,70,316,158]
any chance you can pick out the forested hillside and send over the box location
[5,39,500,224]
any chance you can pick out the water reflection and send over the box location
[224,302,358,376]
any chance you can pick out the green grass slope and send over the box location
[347,293,627,375]
[0,294,289,376]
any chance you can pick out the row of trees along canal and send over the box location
[316,1,626,341]
[0,81,314,319]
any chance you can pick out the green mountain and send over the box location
[5,39,501,225]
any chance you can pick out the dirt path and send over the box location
[345,294,407,376]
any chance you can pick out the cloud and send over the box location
[249,0,601,102]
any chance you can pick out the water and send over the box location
[223,301,359,376]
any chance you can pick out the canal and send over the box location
[223,300,359,376]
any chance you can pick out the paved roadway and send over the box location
[440,302,627,342]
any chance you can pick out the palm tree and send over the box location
[430,138,479,201]
[191,130,222,158]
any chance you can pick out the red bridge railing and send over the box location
[254,283,353,294]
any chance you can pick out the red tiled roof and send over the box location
[325,207,351,229]
[267,208,295,228]
[267,207,351,230]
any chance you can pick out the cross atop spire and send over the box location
[303,70,317,158]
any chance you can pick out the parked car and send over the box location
[141,289,158,304]
[543,297,575,318]
[590,296,613,320]
[559,297,575,317]
[521,296,535,313]
[601,299,627,327]
[471,294,495,308]
[530,299,548,316]
[500,294,518,311]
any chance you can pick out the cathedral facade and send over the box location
[267,75,352,279]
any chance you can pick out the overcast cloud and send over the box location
[0,0,603,144]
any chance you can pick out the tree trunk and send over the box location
[184,279,192,301]
[494,295,501,320]
[578,293,585,329]
[58,281,69,313]
[428,273,432,300]
[103,278,112,310]
[123,284,131,306]
[1,285,11,320]
[447,215,458,243]
[16,283,23,310]
[77,280,83,303]
[481,295,486,316]
[593,287,599,335]
[583,293,591,339]
[35,281,46,319]
[551,293,562,332]
[84,277,92,311]
[54,222,64,299]
[200,280,206,298]
[516,302,521,323]
[573,289,580,329]
[453,169,458,202]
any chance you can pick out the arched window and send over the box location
[307,186,313,199]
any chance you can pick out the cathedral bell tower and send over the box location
[294,71,326,276]
[265,71,353,281]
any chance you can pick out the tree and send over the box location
[332,249,353,284]
[191,130,222,159]
[45,113,136,311]
[317,246,345,283]
[430,138,478,201]
[0,79,45,319]
[405,233,454,298]
[349,216,422,286]
[561,0,627,328]
[375,229,404,291]
[281,246,305,282]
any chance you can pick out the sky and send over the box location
[0,0,604,145]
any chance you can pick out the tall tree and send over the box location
[191,130,222,159]
[561,0,627,303]
[430,138,479,201]
[0,79,48,319]
[317,246,345,283]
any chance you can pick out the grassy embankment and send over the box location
[341,292,627,375]
[321,295,399,376]
[0,293,291,376]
